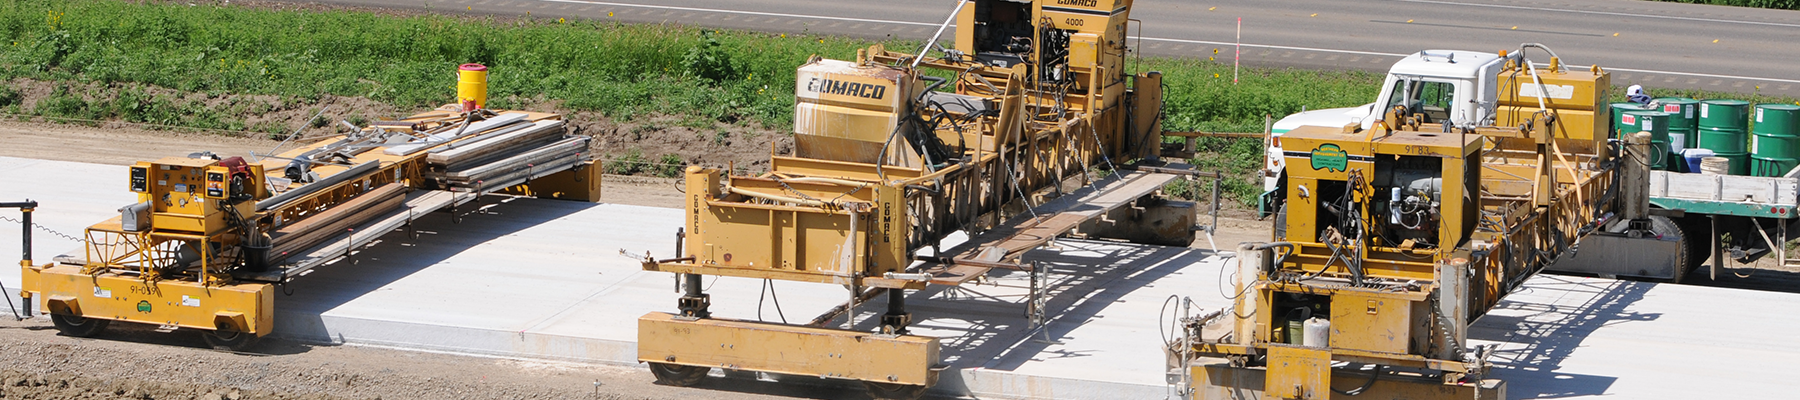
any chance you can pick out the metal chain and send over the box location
[0,215,86,243]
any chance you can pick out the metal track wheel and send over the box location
[863,382,927,400]
[647,362,708,386]
[202,327,259,351]
[49,313,110,337]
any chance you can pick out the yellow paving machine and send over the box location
[633,1,1191,398]
[18,66,601,350]
[1165,46,1673,399]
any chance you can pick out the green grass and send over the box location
[0,0,909,128]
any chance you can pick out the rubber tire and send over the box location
[1649,215,1688,283]
[863,382,927,400]
[648,362,708,387]
[49,313,109,337]
[1679,216,1712,277]
[202,328,260,351]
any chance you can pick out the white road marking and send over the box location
[1394,0,1800,29]
[531,0,936,27]
[524,0,1800,86]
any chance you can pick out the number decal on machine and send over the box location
[130,285,161,296]
[1403,145,1440,156]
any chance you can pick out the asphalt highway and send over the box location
[304,0,1800,96]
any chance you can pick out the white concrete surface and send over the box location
[0,157,136,314]
[5,156,1800,399]
[1471,274,1800,399]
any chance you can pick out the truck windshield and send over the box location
[1385,78,1456,124]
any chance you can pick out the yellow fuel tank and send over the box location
[793,58,923,167]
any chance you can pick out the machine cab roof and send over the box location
[1388,50,1500,80]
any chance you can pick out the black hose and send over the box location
[1332,365,1382,396]
[920,75,948,96]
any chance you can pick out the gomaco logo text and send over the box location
[806,78,886,100]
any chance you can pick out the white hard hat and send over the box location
[1627,85,1646,97]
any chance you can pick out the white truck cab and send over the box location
[1258,50,1506,214]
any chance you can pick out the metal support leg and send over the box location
[880,288,912,335]
[1210,171,1222,235]
[1028,260,1062,344]
[673,228,685,293]
[845,283,860,330]
[18,205,29,265]
[1711,217,1719,281]
[1,201,37,320]
[677,273,710,319]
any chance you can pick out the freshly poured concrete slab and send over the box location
[278,191,1234,400]
[1470,274,1800,399]
[0,157,134,313]
[6,156,1800,399]
[271,195,850,363]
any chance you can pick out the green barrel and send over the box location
[1654,97,1700,149]
[1610,102,1651,139]
[1751,103,1800,177]
[1699,99,1751,175]
[1621,110,1673,169]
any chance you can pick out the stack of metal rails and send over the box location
[25,104,600,350]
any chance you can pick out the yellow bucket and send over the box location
[457,63,488,110]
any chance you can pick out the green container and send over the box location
[1699,99,1752,175]
[1610,102,1651,139]
[1654,97,1700,149]
[1752,103,1800,177]
[1621,110,1673,169]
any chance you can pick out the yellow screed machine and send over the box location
[1170,47,1619,399]
[635,0,1174,398]
[18,70,601,350]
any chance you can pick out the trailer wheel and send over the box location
[49,313,109,337]
[1679,215,1712,276]
[202,327,259,351]
[1649,215,1688,283]
[863,382,927,400]
[648,362,708,386]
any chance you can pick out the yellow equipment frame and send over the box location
[637,1,1166,397]
[1180,57,1613,399]
[20,107,600,348]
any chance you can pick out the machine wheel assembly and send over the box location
[202,327,259,351]
[862,382,927,400]
[648,362,708,386]
[49,313,110,337]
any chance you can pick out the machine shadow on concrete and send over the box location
[270,195,590,345]
[1470,276,1658,398]
[801,239,1221,397]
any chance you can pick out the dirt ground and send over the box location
[0,316,873,400]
